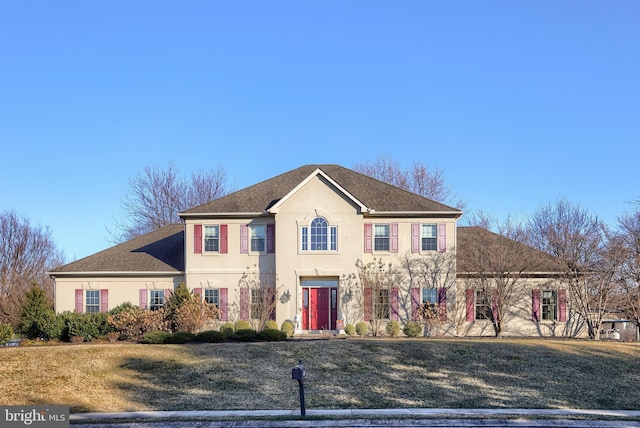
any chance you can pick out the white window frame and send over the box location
[300,217,338,252]
[421,224,437,251]
[204,225,220,253]
[542,290,557,321]
[204,289,220,306]
[85,290,100,313]
[374,224,390,252]
[149,290,165,311]
[250,225,266,253]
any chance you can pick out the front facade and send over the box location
[51,164,570,337]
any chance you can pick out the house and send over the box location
[50,164,570,337]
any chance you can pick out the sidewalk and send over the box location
[71,408,640,427]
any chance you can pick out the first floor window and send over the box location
[374,224,390,251]
[205,289,220,306]
[542,290,557,320]
[374,289,390,319]
[150,290,165,311]
[85,290,99,313]
[475,290,492,320]
[250,289,262,320]
[421,224,437,251]
[204,225,219,252]
[251,225,266,252]
[421,288,438,317]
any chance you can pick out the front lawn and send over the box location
[1,338,639,412]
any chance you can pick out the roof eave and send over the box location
[49,271,185,278]
[179,212,266,219]
[365,210,463,218]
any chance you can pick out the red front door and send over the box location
[302,286,337,330]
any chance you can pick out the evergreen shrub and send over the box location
[280,320,294,337]
[355,322,369,336]
[344,324,356,336]
[386,320,401,337]
[403,321,423,337]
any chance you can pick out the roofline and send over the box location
[180,212,265,219]
[268,168,370,214]
[457,272,564,278]
[49,271,185,278]
[365,211,463,217]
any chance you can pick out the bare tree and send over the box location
[527,199,611,339]
[353,154,465,209]
[237,268,280,331]
[399,251,457,336]
[613,210,640,325]
[111,162,234,242]
[461,214,535,337]
[0,211,64,327]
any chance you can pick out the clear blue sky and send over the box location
[1,1,638,262]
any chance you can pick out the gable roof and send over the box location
[49,224,184,275]
[456,226,564,275]
[181,164,462,217]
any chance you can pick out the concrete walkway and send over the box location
[70,408,640,427]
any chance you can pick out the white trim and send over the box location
[268,168,369,214]
[49,271,183,277]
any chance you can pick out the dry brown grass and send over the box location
[1,338,639,413]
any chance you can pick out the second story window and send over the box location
[374,224,390,251]
[251,225,266,252]
[204,225,219,252]
[301,217,338,252]
[421,224,437,251]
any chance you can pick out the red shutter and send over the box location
[220,288,228,321]
[364,287,372,321]
[390,287,399,321]
[267,224,275,254]
[194,224,202,254]
[364,224,372,253]
[75,289,83,313]
[100,289,108,312]
[164,289,172,303]
[240,225,249,254]
[390,223,399,253]
[411,223,420,253]
[268,287,276,320]
[438,224,447,253]
[411,288,420,321]
[240,288,249,320]
[532,289,541,322]
[491,289,499,321]
[466,289,475,322]
[220,224,228,254]
[139,289,148,309]
[558,289,567,322]
[194,288,202,298]
[438,287,447,321]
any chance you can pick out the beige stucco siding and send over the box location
[54,275,184,313]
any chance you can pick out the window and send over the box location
[250,289,262,320]
[204,225,219,252]
[204,289,219,306]
[149,290,165,311]
[420,288,438,317]
[475,290,492,320]
[250,225,266,252]
[374,289,390,319]
[542,290,557,320]
[421,224,437,251]
[374,224,390,251]
[301,217,337,252]
[85,290,99,313]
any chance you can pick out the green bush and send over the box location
[165,331,196,344]
[403,321,423,337]
[355,322,369,336]
[0,323,13,345]
[195,330,226,343]
[264,320,279,331]
[235,320,251,331]
[231,329,258,342]
[140,331,172,344]
[258,329,287,341]
[344,324,356,336]
[386,320,401,337]
[220,322,235,337]
[19,286,62,340]
[62,312,113,342]
[280,320,294,337]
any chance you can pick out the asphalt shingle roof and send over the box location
[182,164,462,214]
[50,224,184,274]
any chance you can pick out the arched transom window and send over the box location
[301,217,337,251]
